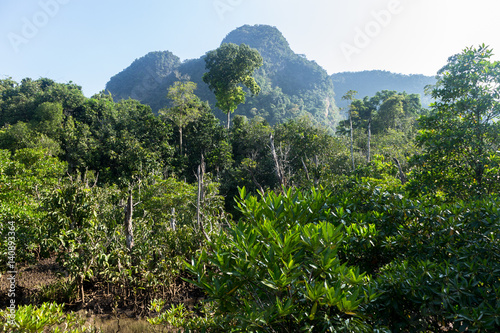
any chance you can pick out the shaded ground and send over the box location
[1,257,203,331]
[0,257,63,306]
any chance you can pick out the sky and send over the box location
[1,0,500,97]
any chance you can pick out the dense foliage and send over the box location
[409,45,500,199]
[1,45,499,332]
[203,43,263,129]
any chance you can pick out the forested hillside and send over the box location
[332,70,436,110]
[106,24,340,129]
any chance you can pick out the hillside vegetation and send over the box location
[332,70,436,111]
[106,24,340,129]
[1,42,499,332]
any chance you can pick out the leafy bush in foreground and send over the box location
[0,302,95,332]
[152,187,379,332]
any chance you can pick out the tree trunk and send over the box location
[80,275,85,304]
[349,109,355,172]
[270,133,285,188]
[179,126,183,155]
[301,157,310,182]
[197,155,209,240]
[367,117,371,163]
[197,165,203,230]
[227,111,231,129]
[170,207,176,231]
[313,155,320,186]
[393,157,407,185]
[124,191,134,251]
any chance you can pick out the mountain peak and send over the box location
[105,25,340,128]
[221,24,294,62]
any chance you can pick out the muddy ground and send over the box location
[0,257,204,331]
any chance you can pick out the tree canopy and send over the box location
[160,80,203,155]
[203,43,263,128]
[409,44,500,198]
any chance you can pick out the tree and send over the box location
[342,90,358,172]
[203,43,263,129]
[161,80,202,155]
[178,103,233,181]
[373,95,405,133]
[32,101,64,136]
[274,117,340,187]
[336,90,424,170]
[409,45,500,198]
[227,115,275,199]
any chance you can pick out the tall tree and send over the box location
[203,43,263,129]
[409,44,500,198]
[32,102,64,136]
[161,80,202,155]
[342,90,358,172]
[373,95,405,133]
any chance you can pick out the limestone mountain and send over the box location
[105,24,340,129]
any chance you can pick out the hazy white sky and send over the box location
[1,0,499,96]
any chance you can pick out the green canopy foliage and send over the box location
[409,44,500,198]
[161,80,203,154]
[203,42,263,128]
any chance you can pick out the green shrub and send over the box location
[154,187,379,332]
[0,302,96,332]
[367,197,500,332]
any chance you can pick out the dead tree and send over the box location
[342,90,358,172]
[123,187,141,252]
[393,157,407,185]
[170,207,176,231]
[270,133,287,189]
[367,117,372,163]
[124,191,134,251]
[197,155,210,241]
[301,157,311,183]
[313,155,320,186]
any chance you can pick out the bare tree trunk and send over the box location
[227,112,231,129]
[313,155,320,186]
[179,126,183,155]
[124,191,134,251]
[367,117,371,163]
[270,133,285,188]
[301,157,311,182]
[197,155,209,240]
[80,275,85,304]
[170,207,176,231]
[349,109,355,172]
[393,157,407,185]
[197,165,203,230]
